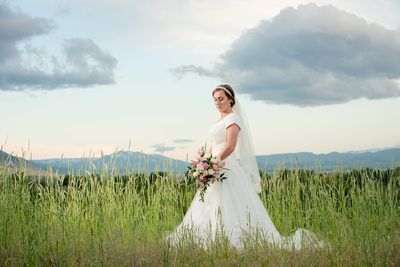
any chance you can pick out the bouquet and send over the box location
[188,146,228,202]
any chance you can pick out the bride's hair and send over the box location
[212,84,236,107]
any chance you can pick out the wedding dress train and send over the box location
[168,112,323,250]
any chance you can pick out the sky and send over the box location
[1,0,399,161]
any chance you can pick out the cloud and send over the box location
[172,139,195,143]
[55,5,71,16]
[0,4,117,91]
[173,4,400,106]
[0,4,54,62]
[152,143,176,153]
[170,65,214,79]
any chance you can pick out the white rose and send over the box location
[204,153,211,159]
[197,164,204,170]
[208,169,214,175]
[193,171,199,177]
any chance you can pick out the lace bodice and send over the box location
[207,112,241,159]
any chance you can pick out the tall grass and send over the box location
[0,153,399,266]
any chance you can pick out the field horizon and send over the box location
[2,146,400,176]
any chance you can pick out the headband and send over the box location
[215,86,233,98]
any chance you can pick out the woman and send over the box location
[169,84,322,249]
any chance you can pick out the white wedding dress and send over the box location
[168,112,323,250]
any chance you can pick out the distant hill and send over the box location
[31,151,189,174]
[256,148,400,171]
[0,150,19,165]
[2,147,400,175]
[0,150,45,175]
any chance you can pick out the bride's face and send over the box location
[213,90,232,113]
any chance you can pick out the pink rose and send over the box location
[202,163,209,169]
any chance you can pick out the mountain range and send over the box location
[1,147,400,175]
[256,148,400,171]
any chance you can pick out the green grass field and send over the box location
[1,155,399,266]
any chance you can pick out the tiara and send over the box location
[215,86,233,98]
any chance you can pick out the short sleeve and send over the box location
[224,113,241,130]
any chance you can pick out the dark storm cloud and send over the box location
[0,4,117,91]
[173,4,400,106]
[152,143,176,152]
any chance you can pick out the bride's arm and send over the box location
[218,124,240,161]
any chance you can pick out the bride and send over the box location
[168,84,323,250]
